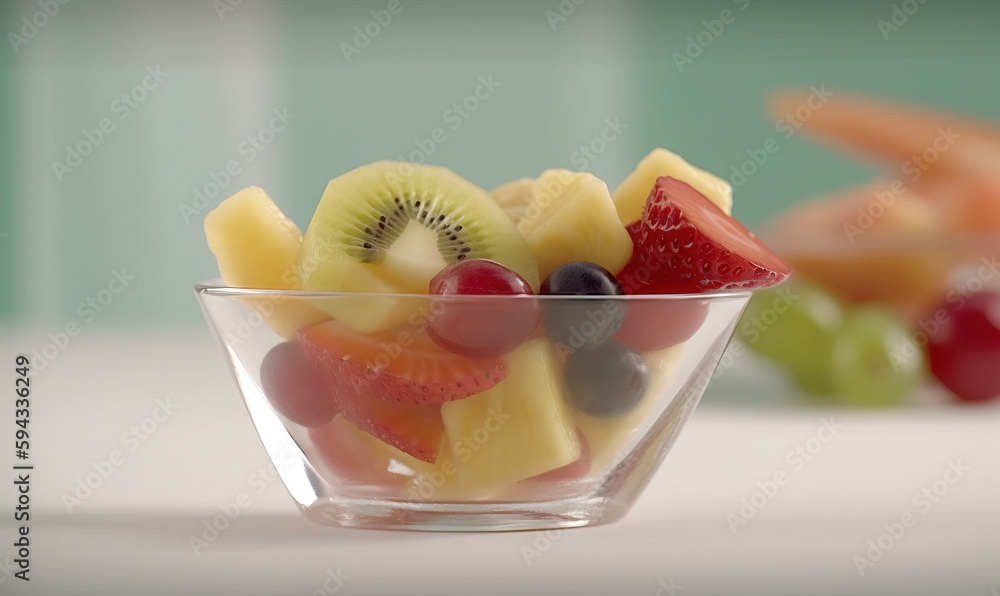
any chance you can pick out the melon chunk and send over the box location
[440,338,580,488]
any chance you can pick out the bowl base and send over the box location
[302,495,622,532]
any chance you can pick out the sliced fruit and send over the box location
[299,319,507,405]
[573,343,684,471]
[524,430,591,484]
[404,436,496,500]
[297,161,539,332]
[260,340,339,427]
[564,341,649,418]
[622,177,791,293]
[204,186,329,338]
[926,291,1000,403]
[440,338,581,487]
[541,261,625,353]
[613,147,733,225]
[765,90,1000,179]
[309,415,427,486]
[830,307,923,407]
[490,177,535,225]
[763,182,951,317]
[427,259,540,356]
[516,170,633,280]
[328,385,445,462]
[615,221,709,352]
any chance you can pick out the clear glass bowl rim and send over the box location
[193,278,754,301]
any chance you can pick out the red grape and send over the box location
[260,340,338,427]
[427,259,540,356]
[926,291,1000,403]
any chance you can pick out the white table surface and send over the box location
[1,329,998,595]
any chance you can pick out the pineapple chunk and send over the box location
[613,148,733,224]
[516,170,633,281]
[204,186,328,338]
[404,436,499,500]
[573,343,685,471]
[441,338,581,488]
[490,178,535,225]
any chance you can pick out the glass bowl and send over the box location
[194,281,751,531]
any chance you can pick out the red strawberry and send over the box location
[331,385,444,462]
[309,416,420,485]
[299,320,507,406]
[620,176,791,293]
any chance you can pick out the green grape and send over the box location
[738,282,842,396]
[830,307,924,407]
[788,366,837,397]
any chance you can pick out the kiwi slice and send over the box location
[298,161,539,331]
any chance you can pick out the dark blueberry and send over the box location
[541,261,625,351]
[564,342,648,418]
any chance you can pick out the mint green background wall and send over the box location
[632,0,1000,226]
[1,0,999,327]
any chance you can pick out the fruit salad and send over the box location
[203,149,790,499]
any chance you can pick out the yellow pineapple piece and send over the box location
[440,338,581,489]
[573,343,685,471]
[403,436,504,500]
[613,148,733,224]
[490,178,535,225]
[516,170,633,280]
[204,186,328,338]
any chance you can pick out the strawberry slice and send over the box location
[619,176,791,293]
[299,319,507,405]
[331,385,444,463]
[309,416,421,485]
